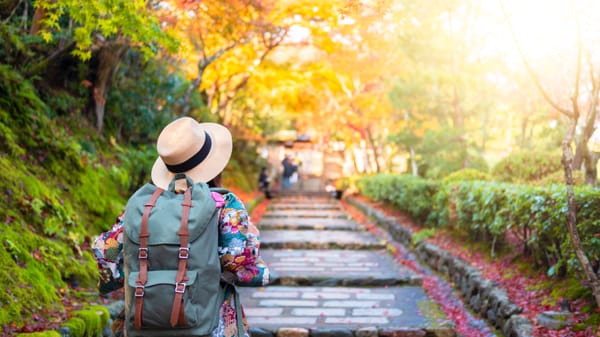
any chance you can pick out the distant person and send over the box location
[281,155,297,190]
[291,154,302,187]
[258,166,272,199]
[325,180,337,197]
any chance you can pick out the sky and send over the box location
[477,0,600,65]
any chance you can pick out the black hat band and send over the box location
[165,131,212,173]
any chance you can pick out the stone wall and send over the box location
[345,196,535,337]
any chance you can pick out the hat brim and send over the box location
[151,122,233,190]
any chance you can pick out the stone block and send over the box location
[498,303,522,318]
[478,279,494,300]
[379,328,426,337]
[466,273,482,297]
[468,293,481,312]
[423,327,457,337]
[276,327,309,337]
[310,328,354,337]
[502,315,534,337]
[536,311,574,330]
[251,327,275,337]
[486,309,497,326]
[459,275,469,296]
[354,326,379,337]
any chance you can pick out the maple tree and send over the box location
[159,0,285,119]
[29,0,177,133]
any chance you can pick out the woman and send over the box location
[92,117,269,337]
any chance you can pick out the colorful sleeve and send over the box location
[92,212,126,294]
[218,193,270,287]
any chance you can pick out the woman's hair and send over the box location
[207,173,222,188]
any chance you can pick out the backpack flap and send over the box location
[125,179,218,246]
[126,270,203,329]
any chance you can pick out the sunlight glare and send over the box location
[479,0,600,66]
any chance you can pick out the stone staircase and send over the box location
[242,194,456,337]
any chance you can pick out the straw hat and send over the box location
[151,117,233,190]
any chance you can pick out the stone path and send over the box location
[243,194,456,337]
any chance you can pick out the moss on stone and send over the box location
[73,307,108,337]
[0,69,127,328]
[63,317,86,337]
[15,331,61,337]
[417,300,449,328]
[89,305,111,327]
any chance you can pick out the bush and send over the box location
[357,174,439,224]
[492,150,562,183]
[535,169,586,186]
[441,168,492,184]
[432,169,493,228]
[356,173,600,279]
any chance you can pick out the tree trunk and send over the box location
[182,74,203,116]
[573,125,598,186]
[409,147,418,176]
[582,148,598,186]
[350,148,361,174]
[573,127,596,178]
[561,118,600,307]
[91,42,127,134]
[181,45,238,116]
[365,125,381,173]
[29,5,45,35]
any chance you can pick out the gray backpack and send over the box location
[122,175,240,337]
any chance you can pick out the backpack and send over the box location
[122,174,237,337]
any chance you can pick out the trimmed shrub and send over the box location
[535,169,586,186]
[356,173,600,278]
[441,168,492,184]
[492,150,562,183]
[357,174,439,224]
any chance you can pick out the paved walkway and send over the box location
[243,193,456,337]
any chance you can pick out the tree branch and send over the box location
[500,0,573,118]
[570,13,582,120]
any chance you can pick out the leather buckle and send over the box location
[175,282,186,294]
[138,247,148,259]
[178,247,189,259]
[135,286,145,297]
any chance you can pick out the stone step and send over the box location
[277,191,332,198]
[274,196,336,204]
[268,203,342,211]
[258,218,364,231]
[239,286,455,336]
[262,250,422,286]
[262,210,350,219]
[259,230,386,250]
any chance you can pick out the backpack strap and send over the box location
[221,272,245,337]
[170,186,193,327]
[233,285,245,337]
[134,187,164,330]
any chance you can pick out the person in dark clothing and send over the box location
[258,167,271,199]
[281,155,296,190]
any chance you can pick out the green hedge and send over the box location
[356,173,600,277]
[357,174,439,224]
[492,150,562,183]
